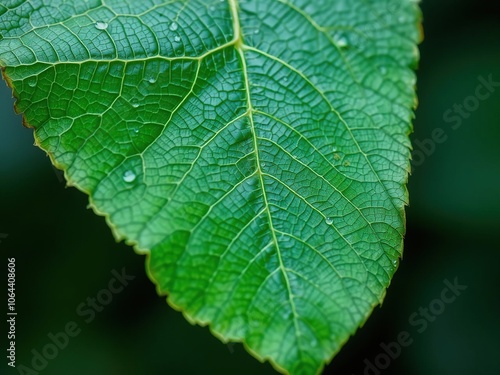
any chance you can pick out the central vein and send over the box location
[227,0,301,337]
[228,0,243,48]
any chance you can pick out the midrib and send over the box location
[227,0,301,339]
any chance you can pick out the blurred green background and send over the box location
[1,1,499,374]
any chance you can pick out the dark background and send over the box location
[1,1,499,374]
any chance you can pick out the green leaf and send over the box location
[0,1,420,373]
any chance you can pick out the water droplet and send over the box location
[261,162,266,168]
[254,28,260,34]
[169,22,178,31]
[332,146,338,152]
[123,170,136,183]
[27,78,36,87]
[326,217,333,225]
[174,35,181,43]
[94,21,108,30]
[131,99,139,108]
[336,37,348,48]
[392,259,398,267]
[148,77,156,84]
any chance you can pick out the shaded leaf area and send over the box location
[0,1,419,373]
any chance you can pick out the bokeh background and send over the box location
[1,1,499,374]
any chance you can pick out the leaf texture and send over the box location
[0,1,420,373]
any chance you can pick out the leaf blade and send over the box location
[0,1,420,373]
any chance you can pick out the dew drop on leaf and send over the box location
[94,21,108,30]
[325,217,333,225]
[336,37,348,48]
[123,170,136,183]
[169,22,178,31]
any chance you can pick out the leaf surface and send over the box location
[0,1,420,373]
